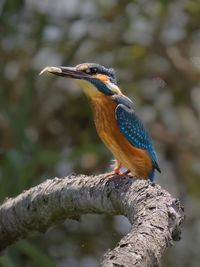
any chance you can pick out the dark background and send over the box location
[1,0,200,266]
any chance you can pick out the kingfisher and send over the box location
[40,63,161,181]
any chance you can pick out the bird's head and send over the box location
[40,63,122,98]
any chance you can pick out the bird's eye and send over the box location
[84,67,98,75]
[90,67,98,74]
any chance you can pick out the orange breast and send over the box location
[90,94,152,179]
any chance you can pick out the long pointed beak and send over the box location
[39,66,90,79]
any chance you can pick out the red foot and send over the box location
[101,169,131,181]
[119,169,131,176]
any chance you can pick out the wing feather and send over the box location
[114,99,161,173]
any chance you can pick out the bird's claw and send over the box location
[100,169,131,182]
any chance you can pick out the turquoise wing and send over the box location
[113,95,161,174]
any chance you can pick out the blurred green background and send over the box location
[1,0,200,266]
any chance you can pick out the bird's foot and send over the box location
[102,170,119,180]
[101,169,131,182]
[118,169,131,176]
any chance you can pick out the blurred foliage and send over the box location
[1,0,200,266]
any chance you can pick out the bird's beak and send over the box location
[39,66,90,79]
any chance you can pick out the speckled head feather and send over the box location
[76,63,117,84]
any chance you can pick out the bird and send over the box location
[40,63,161,181]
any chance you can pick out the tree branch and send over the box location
[0,174,184,266]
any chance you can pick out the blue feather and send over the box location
[88,78,114,96]
[113,95,161,178]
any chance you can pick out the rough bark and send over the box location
[0,174,184,266]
